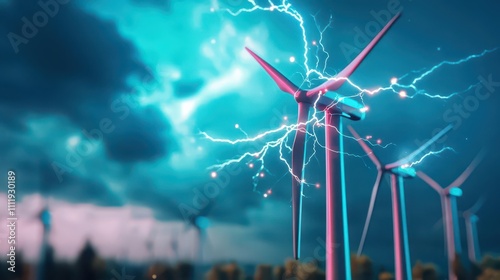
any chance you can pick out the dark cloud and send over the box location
[104,105,175,162]
[0,0,174,163]
[16,156,126,207]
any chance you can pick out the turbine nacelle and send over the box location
[390,166,417,178]
[469,214,479,223]
[447,187,463,197]
[194,216,211,230]
[291,89,365,120]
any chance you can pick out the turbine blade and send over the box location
[307,12,401,96]
[386,124,453,170]
[447,148,486,189]
[416,171,444,194]
[291,102,310,259]
[245,47,300,95]
[347,125,381,169]
[357,170,384,256]
[465,196,486,216]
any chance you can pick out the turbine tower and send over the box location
[463,197,484,263]
[246,12,401,280]
[417,149,486,280]
[349,124,453,280]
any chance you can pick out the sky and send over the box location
[0,0,499,274]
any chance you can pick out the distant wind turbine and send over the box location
[184,201,214,279]
[417,149,486,280]
[36,161,52,280]
[463,197,485,263]
[350,124,453,280]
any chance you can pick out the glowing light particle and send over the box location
[360,106,369,113]
[366,135,372,140]
[235,124,240,129]
[67,136,80,147]
[152,275,157,279]
[399,90,407,98]
[315,183,320,189]
[260,172,265,178]
[312,40,317,45]
[390,77,398,84]
[289,56,296,63]
[376,139,382,145]
[267,190,272,194]
[283,116,288,121]
[248,163,254,168]
[210,172,217,178]
[263,193,268,198]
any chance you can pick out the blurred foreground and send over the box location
[1,242,500,280]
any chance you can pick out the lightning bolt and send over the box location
[402,147,457,169]
[201,0,493,195]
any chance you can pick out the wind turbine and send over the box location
[349,124,453,280]
[463,197,485,264]
[417,149,486,280]
[36,160,52,280]
[246,13,401,280]
[184,203,214,279]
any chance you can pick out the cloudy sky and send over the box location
[0,0,499,273]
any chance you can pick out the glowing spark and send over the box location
[376,139,382,145]
[263,193,268,198]
[67,136,80,147]
[248,163,254,168]
[390,77,398,84]
[315,183,320,189]
[399,90,407,98]
[289,56,296,63]
[210,171,217,178]
[235,123,240,129]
